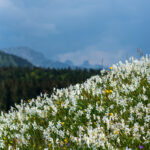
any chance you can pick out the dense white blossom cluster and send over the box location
[0,55,149,149]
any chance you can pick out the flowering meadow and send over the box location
[0,56,150,150]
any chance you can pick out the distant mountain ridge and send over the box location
[1,47,105,69]
[1,47,72,69]
[80,60,105,69]
[0,50,33,68]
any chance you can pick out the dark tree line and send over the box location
[0,67,102,112]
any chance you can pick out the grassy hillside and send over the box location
[0,56,149,149]
[0,51,33,67]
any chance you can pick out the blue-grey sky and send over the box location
[0,0,150,66]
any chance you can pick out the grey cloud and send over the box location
[57,38,135,66]
[58,48,128,66]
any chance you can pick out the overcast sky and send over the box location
[0,0,150,66]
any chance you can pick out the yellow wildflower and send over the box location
[97,101,101,104]
[105,90,112,94]
[110,67,113,70]
[110,113,113,116]
[64,138,68,144]
[114,130,118,134]
[105,90,109,93]
[61,122,65,125]
[109,90,112,93]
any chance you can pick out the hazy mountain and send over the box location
[1,47,46,67]
[64,60,74,66]
[0,50,33,68]
[80,60,105,69]
[1,47,105,69]
[1,47,71,69]
[81,60,91,68]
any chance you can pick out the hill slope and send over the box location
[0,56,149,149]
[0,50,33,68]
